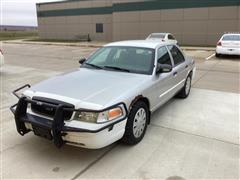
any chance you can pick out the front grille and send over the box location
[31,97,74,120]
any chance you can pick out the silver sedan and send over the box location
[11,40,195,149]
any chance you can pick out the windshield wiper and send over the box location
[104,66,130,72]
[85,63,103,69]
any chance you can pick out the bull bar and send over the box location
[10,84,128,148]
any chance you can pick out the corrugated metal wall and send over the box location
[37,0,240,45]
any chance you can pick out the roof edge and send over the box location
[37,0,85,6]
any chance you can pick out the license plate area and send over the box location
[32,125,52,140]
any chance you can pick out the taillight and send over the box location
[217,41,222,46]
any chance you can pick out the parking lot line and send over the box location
[206,53,216,60]
[71,144,117,180]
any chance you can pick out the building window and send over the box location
[96,23,103,33]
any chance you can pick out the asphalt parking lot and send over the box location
[1,43,239,179]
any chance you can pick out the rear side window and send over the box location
[222,35,240,41]
[168,45,185,65]
[157,46,172,66]
[168,34,175,40]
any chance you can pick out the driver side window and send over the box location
[157,46,172,66]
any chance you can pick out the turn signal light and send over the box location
[108,107,123,121]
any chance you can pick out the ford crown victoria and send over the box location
[11,40,195,149]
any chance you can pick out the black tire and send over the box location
[177,75,192,98]
[215,53,221,58]
[121,101,149,145]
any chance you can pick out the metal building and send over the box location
[37,0,240,46]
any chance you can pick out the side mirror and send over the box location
[156,63,172,74]
[79,58,86,65]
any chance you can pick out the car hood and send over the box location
[29,68,150,108]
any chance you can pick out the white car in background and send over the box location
[216,33,240,57]
[0,49,4,67]
[146,33,178,45]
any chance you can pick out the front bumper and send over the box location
[216,46,240,56]
[20,112,127,149]
[10,85,128,149]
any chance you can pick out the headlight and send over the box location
[74,106,125,123]
[74,112,99,123]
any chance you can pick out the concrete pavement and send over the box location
[1,43,239,179]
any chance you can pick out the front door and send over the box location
[152,46,175,111]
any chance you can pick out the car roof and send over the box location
[150,33,169,35]
[104,40,172,49]
[223,33,240,36]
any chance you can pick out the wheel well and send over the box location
[129,96,151,124]
[189,70,193,78]
[139,97,150,110]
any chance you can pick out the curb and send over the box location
[3,40,215,51]
[3,41,104,48]
[182,47,215,51]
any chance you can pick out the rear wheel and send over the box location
[121,101,149,145]
[177,75,192,98]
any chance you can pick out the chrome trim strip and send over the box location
[159,79,185,98]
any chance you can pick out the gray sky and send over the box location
[1,0,62,27]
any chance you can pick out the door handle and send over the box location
[173,72,178,76]
[185,65,189,68]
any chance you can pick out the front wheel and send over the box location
[177,75,192,98]
[121,101,149,145]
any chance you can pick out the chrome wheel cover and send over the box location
[185,77,191,95]
[133,108,147,138]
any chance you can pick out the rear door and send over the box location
[167,45,188,94]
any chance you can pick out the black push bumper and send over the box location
[10,84,128,148]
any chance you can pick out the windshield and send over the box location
[222,35,240,41]
[149,34,165,39]
[82,46,155,75]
